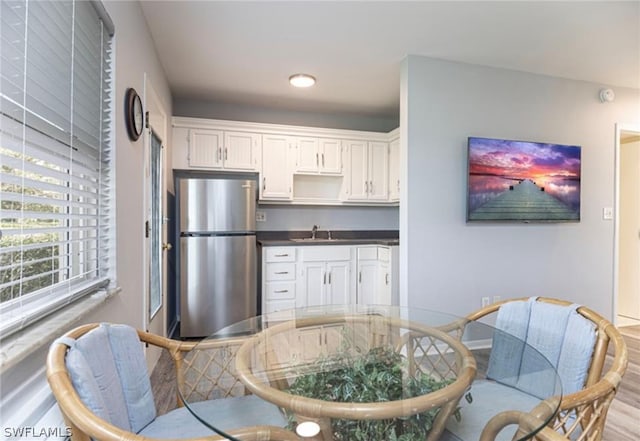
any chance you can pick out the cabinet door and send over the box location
[326,261,350,305]
[301,262,325,307]
[389,138,400,202]
[224,131,260,170]
[368,141,389,200]
[189,129,223,168]
[261,135,292,200]
[319,138,342,174]
[296,137,319,173]
[377,261,392,305]
[172,127,190,169]
[344,140,369,200]
[357,260,379,305]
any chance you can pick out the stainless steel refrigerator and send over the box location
[178,177,257,337]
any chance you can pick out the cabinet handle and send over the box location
[274,254,289,257]
[218,147,222,161]
[224,147,228,161]
[370,180,374,194]
[262,177,266,191]
[359,272,362,283]
[323,272,327,284]
[365,181,369,194]
[274,289,289,293]
[328,272,332,284]
[316,153,319,166]
[274,271,289,275]
[385,273,389,285]
[322,153,325,167]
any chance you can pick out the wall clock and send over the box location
[125,88,144,141]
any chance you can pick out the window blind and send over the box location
[0,0,114,338]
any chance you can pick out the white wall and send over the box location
[401,55,640,318]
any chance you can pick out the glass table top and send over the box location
[177,305,562,441]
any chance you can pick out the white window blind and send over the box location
[0,0,114,338]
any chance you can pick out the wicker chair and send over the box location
[465,297,628,441]
[46,323,298,441]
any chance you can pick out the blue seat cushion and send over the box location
[138,395,288,438]
[446,380,541,441]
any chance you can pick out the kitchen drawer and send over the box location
[301,245,351,262]
[378,246,390,262]
[265,262,296,281]
[357,246,378,260]
[264,299,296,314]
[265,247,296,262]
[265,281,296,300]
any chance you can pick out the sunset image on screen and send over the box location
[467,137,581,221]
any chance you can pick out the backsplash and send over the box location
[255,205,399,231]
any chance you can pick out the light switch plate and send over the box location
[256,211,266,222]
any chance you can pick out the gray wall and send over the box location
[176,98,401,232]
[400,55,640,318]
[174,97,399,132]
[256,205,399,231]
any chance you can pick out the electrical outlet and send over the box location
[602,207,613,220]
[481,297,490,308]
[256,211,266,222]
[493,295,501,304]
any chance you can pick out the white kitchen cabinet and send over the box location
[389,137,400,202]
[343,140,389,201]
[260,134,293,200]
[263,247,296,313]
[187,128,260,170]
[356,246,392,305]
[295,137,342,175]
[298,246,352,307]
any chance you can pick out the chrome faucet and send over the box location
[311,224,319,240]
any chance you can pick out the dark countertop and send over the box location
[257,230,399,247]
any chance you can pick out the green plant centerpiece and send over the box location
[286,346,464,441]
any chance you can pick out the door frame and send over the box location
[613,122,640,326]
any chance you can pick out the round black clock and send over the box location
[125,88,144,141]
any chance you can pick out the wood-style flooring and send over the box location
[150,326,640,440]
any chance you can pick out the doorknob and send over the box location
[162,243,173,251]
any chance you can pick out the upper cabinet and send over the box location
[260,134,293,201]
[343,140,389,201]
[295,137,342,175]
[172,117,399,206]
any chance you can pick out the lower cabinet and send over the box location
[262,244,396,314]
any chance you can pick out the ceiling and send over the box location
[140,1,640,119]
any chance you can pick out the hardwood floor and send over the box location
[602,325,640,441]
[150,327,640,440]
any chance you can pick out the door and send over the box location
[345,140,368,200]
[616,125,640,325]
[326,261,350,304]
[143,76,168,366]
[224,131,259,170]
[368,141,389,200]
[189,129,222,168]
[180,235,257,337]
[261,134,292,200]
[319,138,342,174]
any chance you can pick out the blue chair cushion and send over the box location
[446,380,541,441]
[62,324,156,433]
[138,395,288,438]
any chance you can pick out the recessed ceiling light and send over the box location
[289,73,316,88]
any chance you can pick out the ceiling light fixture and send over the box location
[289,73,316,88]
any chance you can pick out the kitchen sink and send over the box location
[290,238,339,243]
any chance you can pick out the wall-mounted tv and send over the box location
[466,137,581,222]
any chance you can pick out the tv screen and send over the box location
[466,137,581,222]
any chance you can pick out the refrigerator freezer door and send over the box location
[180,235,257,337]
[180,178,256,233]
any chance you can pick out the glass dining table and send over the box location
[177,305,562,441]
